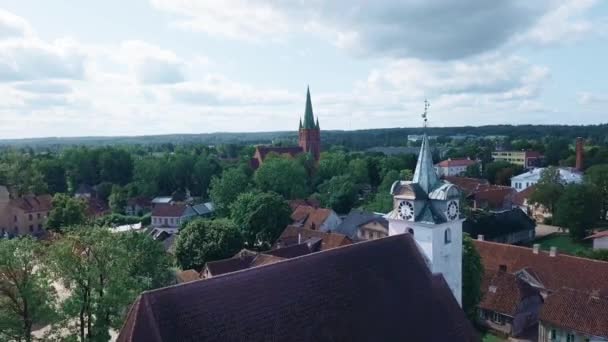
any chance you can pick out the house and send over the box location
[290,205,341,231]
[491,150,544,168]
[464,209,536,244]
[250,87,321,169]
[474,239,608,340]
[510,167,582,192]
[0,186,52,237]
[150,202,214,232]
[444,176,516,211]
[585,230,608,250]
[329,209,388,241]
[478,270,543,337]
[274,225,352,250]
[125,196,152,216]
[117,235,477,342]
[539,288,608,342]
[434,158,478,177]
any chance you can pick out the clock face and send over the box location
[447,200,459,221]
[398,201,414,221]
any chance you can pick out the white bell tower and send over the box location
[385,101,463,305]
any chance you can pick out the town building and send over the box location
[117,235,477,341]
[510,167,583,192]
[290,205,341,231]
[150,202,214,233]
[434,158,478,177]
[328,209,388,241]
[386,133,464,305]
[474,238,608,340]
[443,176,516,212]
[492,150,543,168]
[250,87,321,169]
[0,185,52,237]
[585,230,608,250]
[274,225,352,251]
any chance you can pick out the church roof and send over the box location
[412,134,440,194]
[302,86,316,130]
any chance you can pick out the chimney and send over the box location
[477,234,484,241]
[575,137,584,171]
[549,246,557,257]
[498,264,507,273]
[533,244,540,254]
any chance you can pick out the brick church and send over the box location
[250,87,321,169]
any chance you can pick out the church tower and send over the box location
[385,102,463,305]
[298,87,321,162]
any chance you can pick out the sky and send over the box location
[0,0,607,139]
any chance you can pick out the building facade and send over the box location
[434,158,478,177]
[492,150,543,168]
[386,134,463,305]
[511,167,583,192]
[0,185,52,237]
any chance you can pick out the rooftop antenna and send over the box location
[422,99,430,130]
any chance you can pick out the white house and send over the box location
[585,230,608,250]
[385,134,463,305]
[434,158,478,177]
[151,202,215,233]
[511,167,583,192]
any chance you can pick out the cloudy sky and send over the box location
[0,0,607,139]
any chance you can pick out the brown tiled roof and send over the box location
[479,271,541,317]
[474,240,608,294]
[264,243,313,259]
[444,176,489,196]
[249,254,285,267]
[275,225,352,251]
[472,186,516,210]
[204,253,256,277]
[291,205,315,222]
[512,185,536,206]
[10,194,53,212]
[288,198,320,211]
[151,203,187,217]
[117,235,477,342]
[586,230,608,240]
[540,288,608,338]
[176,270,200,284]
[436,158,477,167]
[290,205,334,230]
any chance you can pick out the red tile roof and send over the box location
[10,194,53,212]
[436,158,477,168]
[151,203,187,217]
[472,186,516,210]
[290,205,334,230]
[512,185,536,206]
[288,198,320,211]
[444,176,489,196]
[540,288,608,338]
[275,226,353,251]
[586,230,608,240]
[479,271,541,317]
[474,240,608,294]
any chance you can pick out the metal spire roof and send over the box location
[412,134,440,194]
[302,86,316,129]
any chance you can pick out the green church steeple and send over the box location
[299,117,303,129]
[315,117,320,130]
[302,86,316,129]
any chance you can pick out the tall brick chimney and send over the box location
[575,137,584,171]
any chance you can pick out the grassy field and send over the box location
[482,332,507,342]
[534,233,591,255]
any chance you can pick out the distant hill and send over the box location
[1,124,606,150]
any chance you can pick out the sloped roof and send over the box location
[586,230,608,240]
[204,253,257,277]
[412,134,440,194]
[176,270,200,284]
[436,158,477,168]
[291,205,335,230]
[471,186,516,210]
[333,209,387,240]
[474,240,608,294]
[117,235,477,342]
[249,254,286,267]
[479,271,541,317]
[540,287,608,338]
[10,194,53,212]
[151,203,187,217]
[512,185,536,206]
[444,176,489,197]
[275,226,352,250]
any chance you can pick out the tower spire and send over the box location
[299,117,303,130]
[303,86,315,129]
[412,99,439,193]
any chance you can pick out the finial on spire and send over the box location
[422,99,430,129]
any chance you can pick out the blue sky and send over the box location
[0,0,606,138]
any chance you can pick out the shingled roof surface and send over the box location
[479,271,541,317]
[540,287,608,338]
[275,226,352,250]
[151,203,187,217]
[474,240,608,294]
[10,194,53,212]
[118,235,477,342]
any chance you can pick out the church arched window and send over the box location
[444,228,451,244]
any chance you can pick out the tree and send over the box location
[109,185,128,214]
[254,157,307,199]
[192,154,221,198]
[462,234,483,321]
[554,184,601,240]
[348,158,370,185]
[118,231,174,290]
[585,164,608,220]
[483,161,523,185]
[464,164,482,178]
[174,219,244,270]
[0,237,56,342]
[318,175,358,214]
[230,191,291,249]
[529,166,565,213]
[209,168,251,216]
[317,152,348,184]
[47,194,87,231]
[98,148,134,185]
[36,158,67,194]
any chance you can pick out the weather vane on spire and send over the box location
[422,99,430,129]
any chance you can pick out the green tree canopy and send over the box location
[254,157,307,199]
[585,164,608,219]
[109,185,128,214]
[462,234,483,321]
[483,161,523,185]
[318,175,358,214]
[46,194,87,231]
[175,219,244,270]
[348,158,370,185]
[554,183,601,240]
[317,152,348,184]
[209,168,251,216]
[0,237,56,342]
[230,191,292,249]
[529,166,565,213]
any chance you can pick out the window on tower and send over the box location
[444,228,451,244]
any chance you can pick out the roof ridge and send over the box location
[475,240,608,264]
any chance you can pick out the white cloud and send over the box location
[0,8,33,39]
[578,91,608,105]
